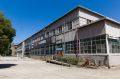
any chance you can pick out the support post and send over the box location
[106,34,110,68]
[63,22,66,54]
[76,29,79,58]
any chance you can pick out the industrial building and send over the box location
[17,6,120,67]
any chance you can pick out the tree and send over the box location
[0,12,16,56]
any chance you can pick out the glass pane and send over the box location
[80,34,106,54]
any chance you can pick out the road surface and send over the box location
[0,57,120,79]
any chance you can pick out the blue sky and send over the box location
[0,0,120,43]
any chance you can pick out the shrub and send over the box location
[57,57,78,65]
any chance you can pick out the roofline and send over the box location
[77,5,105,18]
[78,17,120,30]
[18,6,79,44]
[104,17,120,25]
[17,5,120,45]
[77,5,120,25]
[18,6,105,44]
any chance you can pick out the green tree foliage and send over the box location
[0,12,16,55]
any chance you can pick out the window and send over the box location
[80,35,107,54]
[41,34,45,40]
[57,26,62,34]
[51,29,55,35]
[49,31,52,36]
[108,38,120,53]
[50,29,55,36]
[67,22,72,30]
[65,41,79,54]
[56,43,63,52]
[87,20,93,24]
[41,47,45,55]
[73,18,79,25]
[49,45,55,55]
[53,29,55,35]
[72,18,79,28]
[46,32,49,37]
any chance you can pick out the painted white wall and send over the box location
[79,10,101,21]
[104,21,120,66]
[79,17,88,26]
[105,22,120,37]
[109,55,120,66]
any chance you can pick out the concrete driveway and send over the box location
[0,57,120,79]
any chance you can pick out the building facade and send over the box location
[17,6,120,67]
[10,43,18,56]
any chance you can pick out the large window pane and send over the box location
[80,34,107,54]
[108,38,120,53]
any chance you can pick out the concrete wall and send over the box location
[65,54,108,66]
[109,55,120,66]
[105,21,120,37]
[78,20,105,39]
[79,9,102,21]
[56,29,77,43]
[105,21,120,66]
[30,55,53,60]
[11,45,17,56]
[79,55,108,66]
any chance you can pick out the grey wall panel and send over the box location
[55,30,77,44]
[78,20,105,39]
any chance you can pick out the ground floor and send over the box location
[19,34,120,66]
[24,34,120,55]
[25,34,107,56]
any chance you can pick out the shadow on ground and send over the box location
[0,64,17,69]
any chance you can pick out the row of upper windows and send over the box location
[30,21,74,44]
[29,20,76,45]
[25,17,93,46]
[40,18,92,38]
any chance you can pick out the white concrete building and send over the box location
[17,6,120,67]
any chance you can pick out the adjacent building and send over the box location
[11,43,18,56]
[17,6,120,67]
